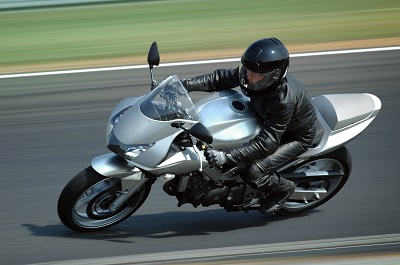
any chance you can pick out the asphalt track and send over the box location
[0,49,399,264]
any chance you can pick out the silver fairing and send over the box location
[195,89,262,149]
[106,76,201,168]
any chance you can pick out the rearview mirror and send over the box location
[189,123,213,144]
[147,42,160,67]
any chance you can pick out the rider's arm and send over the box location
[228,100,295,163]
[182,67,240,92]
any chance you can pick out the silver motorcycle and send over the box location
[57,42,382,232]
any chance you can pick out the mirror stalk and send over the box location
[149,65,157,90]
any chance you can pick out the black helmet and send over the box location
[239,38,289,96]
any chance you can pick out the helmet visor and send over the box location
[239,63,281,91]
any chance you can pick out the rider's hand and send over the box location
[205,148,236,168]
[205,148,227,168]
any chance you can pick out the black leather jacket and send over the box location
[183,67,317,163]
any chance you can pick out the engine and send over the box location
[163,172,245,209]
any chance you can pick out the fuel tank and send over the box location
[195,90,262,149]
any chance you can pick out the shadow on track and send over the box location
[22,209,314,242]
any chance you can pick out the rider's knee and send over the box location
[240,162,264,184]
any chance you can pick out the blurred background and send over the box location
[1,0,399,73]
[0,1,399,265]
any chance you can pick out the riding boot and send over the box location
[259,174,296,214]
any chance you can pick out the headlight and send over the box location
[107,130,155,160]
[125,143,155,159]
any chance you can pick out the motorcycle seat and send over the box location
[312,94,376,131]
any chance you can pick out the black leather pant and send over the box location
[240,141,307,193]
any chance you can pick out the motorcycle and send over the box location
[57,42,381,232]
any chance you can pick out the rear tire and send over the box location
[57,167,151,232]
[278,146,352,215]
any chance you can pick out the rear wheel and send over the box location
[57,167,151,232]
[278,146,352,215]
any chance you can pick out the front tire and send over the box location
[57,167,151,232]
[278,146,352,215]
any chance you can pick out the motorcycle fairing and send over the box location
[113,80,200,144]
[109,96,143,119]
[107,75,201,167]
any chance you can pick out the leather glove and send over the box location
[204,148,237,168]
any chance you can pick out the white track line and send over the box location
[29,233,400,265]
[1,46,400,79]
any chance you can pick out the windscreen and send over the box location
[140,75,201,122]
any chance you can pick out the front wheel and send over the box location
[57,167,151,232]
[278,146,352,215]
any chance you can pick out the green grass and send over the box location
[1,0,399,67]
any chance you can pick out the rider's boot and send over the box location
[259,174,296,214]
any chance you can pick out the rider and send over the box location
[182,38,317,214]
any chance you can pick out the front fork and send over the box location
[91,153,150,212]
